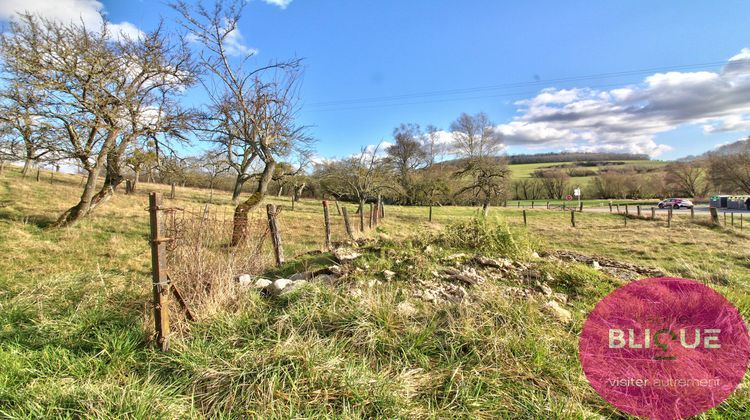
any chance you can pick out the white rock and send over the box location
[539,282,553,296]
[333,248,361,263]
[235,274,253,286]
[544,300,572,323]
[531,251,541,259]
[283,280,307,294]
[383,270,396,280]
[268,278,293,296]
[591,261,601,270]
[253,278,272,289]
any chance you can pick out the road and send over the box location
[550,205,750,215]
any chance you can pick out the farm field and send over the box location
[508,159,670,194]
[1,166,749,418]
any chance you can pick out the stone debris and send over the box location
[548,250,666,279]
[333,247,361,263]
[235,274,253,286]
[544,300,572,324]
[268,278,293,296]
[289,272,309,281]
[253,278,273,290]
[383,270,396,281]
[441,266,485,285]
[314,274,337,283]
[537,281,553,297]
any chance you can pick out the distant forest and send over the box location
[507,152,650,164]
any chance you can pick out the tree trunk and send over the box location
[231,173,246,204]
[35,167,40,182]
[293,183,306,202]
[53,168,101,227]
[277,186,283,197]
[21,159,32,177]
[132,175,139,192]
[482,199,490,216]
[231,161,276,246]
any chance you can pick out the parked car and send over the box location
[658,198,694,209]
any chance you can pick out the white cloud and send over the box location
[108,21,145,41]
[494,49,750,157]
[261,0,293,9]
[223,26,258,57]
[0,0,143,40]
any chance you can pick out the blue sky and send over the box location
[4,0,750,160]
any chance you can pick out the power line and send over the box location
[305,58,748,111]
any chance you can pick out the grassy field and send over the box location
[1,166,748,418]
[508,159,670,194]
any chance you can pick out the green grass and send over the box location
[508,159,668,179]
[0,165,748,418]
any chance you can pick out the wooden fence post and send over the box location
[531,201,535,209]
[334,200,342,216]
[651,207,655,219]
[724,212,727,226]
[741,214,744,230]
[710,207,720,225]
[148,192,170,352]
[667,208,672,228]
[563,202,566,211]
[322,201,332,250]
[546,201,550,210]
[570,209,576,228]
[170,182,176,199]
[690,207,694,220]
[616,204,620,213]
[636,205,641,217]
[731,212,735,227]
[609,203,612,213]
[517,201,520,208]
[579,201,583,212]
[359,200,365,232]
[624,213,627,227]
[429,203,433,222]
[379,197,384,219]
[342,207,354,240]
[522,210,527,226]
[369,203,374,229]
[625,204,629,215]
[267,204,284,266]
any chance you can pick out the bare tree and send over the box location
[707,145,750,194]
[171,0,309,245]
[318,144,391,211]
[0,81,55,177]
[199,150,231,202]
[664,161,709,198]
[0,14,196,226]
[449,112,503,160]
[537,169,570,199]
[386,123,427,204]
[450,113,509,215]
